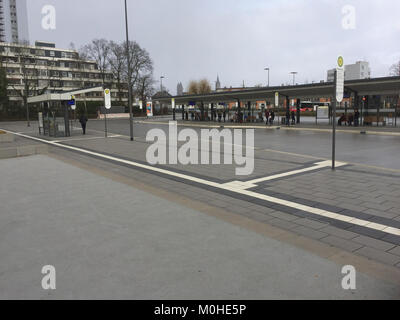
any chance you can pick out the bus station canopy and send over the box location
[27,86,104,104]
[154,76,400,104]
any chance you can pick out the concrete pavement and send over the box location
[1,120,400,299]
[0,155,399,299]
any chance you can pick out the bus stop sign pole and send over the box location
[333,56,345,170]
[104,89,111,138]
[332,70,337,170]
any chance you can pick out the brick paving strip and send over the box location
[3,128,400,269]
[3,129,400,239]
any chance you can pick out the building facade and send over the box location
[327,61,371,82]
[0,41,127,108]
[0,0,29,43]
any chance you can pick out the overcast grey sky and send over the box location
[27,0,400,94]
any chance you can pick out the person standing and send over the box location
[354,109,360,127]
[291,110,296,125]
[223,110,226,122]
[270,111,275,125]
[265,110,270,125]
[79,114,88,135]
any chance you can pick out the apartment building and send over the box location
[0,0,29,43]
[327,61,371,82]
[0,41,127,108]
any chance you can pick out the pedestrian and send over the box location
[291,110,296,125]
[270,111,275,125]
[338,113,346,126]
[354,109,360,127]
[348,113,354,126]
[218,112,222,123]
[286,109,290,125]
[79,113,88,135]
[265,110,270,125]
[223,110,226,122]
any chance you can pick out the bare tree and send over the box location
[188,80,199,95]
[135,73,155,115]
[389,60,400,76]
[81,39,111,86]
[3,42,39,126]
[0,62,8,113]
[108,41,126,105]
[187,79,212,95]
[198,79,212,94]
[123,41,153,105]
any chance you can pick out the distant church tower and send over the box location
[177,82,184,95]
[215,75,221,91]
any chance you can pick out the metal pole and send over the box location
[26,101,30,127]
[332,70,337,170]
[361,99,364,126]
[104,107,108,138]
[125,0,134,141]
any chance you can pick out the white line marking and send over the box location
[54,135,121,143]
[72,124,400,173]
[2,128,399,238]
[229,160,347,189]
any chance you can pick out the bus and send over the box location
[290,101,330,112]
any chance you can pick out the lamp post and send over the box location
[160,76,164,94]
[264,68,270,87]
[124,0,134,141]
[290,71,298,86]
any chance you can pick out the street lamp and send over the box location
[160,76,165,93]
[290,72,298,86]
[124,0,134,141]
[264,68,270,87]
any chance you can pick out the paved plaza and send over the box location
[1,119,400,299]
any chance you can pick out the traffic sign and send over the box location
[336,56,344,103]
[337,56,344,68]
[69,95,76,110]
[104,88,111,109]
[275,92,279,107]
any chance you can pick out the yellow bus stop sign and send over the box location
[337,56,344,68]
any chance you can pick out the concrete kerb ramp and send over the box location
[0,130,48,160]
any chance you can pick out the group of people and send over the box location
[338,109,360,126]
[216,111,227,123]
[264,110,276,125]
